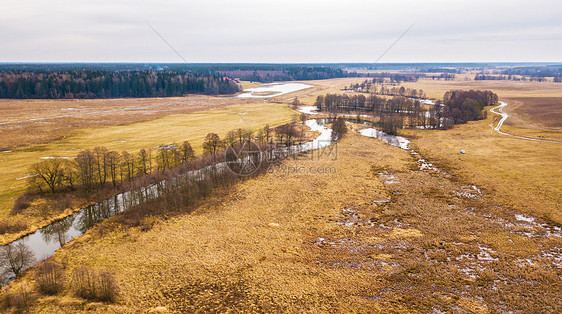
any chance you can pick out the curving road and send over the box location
[490,101,562,144]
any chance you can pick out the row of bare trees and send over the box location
[314,90,498,133]
[346,80,426,98]
[28,142,194,195]
[26,123,306,197]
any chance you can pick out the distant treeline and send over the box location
[429,73,456,80]
[365,73,421,83]
[0,70,240,99]
[215,67,362,82]
[0,63,365,85]
[474,74,550,82]
[500,66,562,78]
[314,89,498,133]
[423,68,461,74]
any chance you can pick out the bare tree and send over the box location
[157,144,179,171]
[93,147,108,187]
[291,97,300,109]
[224,130,237,145]
[75,150,96,191]
[235,128,252,144]
[136,149,150,176]
[180,141,195,165]
[30,158,65,193]
[121,151,135,182]
[203,133,223,161]
[275,123,301,145]
[106,151,121,187]
[1,242,35,278]
[331,117,348,141]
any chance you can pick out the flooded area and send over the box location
[358,128,410,150]
[236,83,313,98]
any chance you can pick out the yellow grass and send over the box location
[0,102,295,240]
[0,95,255,149]
[403,108,562,224]
[2,77,561,312]
[8,132,561,312]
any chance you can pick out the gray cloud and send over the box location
[0,0,560,62]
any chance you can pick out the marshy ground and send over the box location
[6,131,560,312]
[2,76,561,312]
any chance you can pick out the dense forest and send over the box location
[0,70,240,99]
[0,64,365,85]
[215,67,362,82]
[442,90,497,124]
[314,89,497,133]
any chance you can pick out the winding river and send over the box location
[0,118,333,283]
[0,93,450,284]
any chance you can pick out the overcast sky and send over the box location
[1,0,561,63]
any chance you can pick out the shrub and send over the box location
[2,284,36,311]
[10,193,35,215]
[0,220,27,235]
[72,267,118,303]
[97,272,118,303]
[35,261,65,295]
[72,267,97,300]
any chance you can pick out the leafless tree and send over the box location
[121,151,135,182]
[106,151,121,187]
[1,242,35,278]
[224,130,237,145]
[136,149,150,176]
[180,141,195,165]
[75,150,96,191]
[93,147,108,186]
[30,158,65,193]
[203,133,223,161]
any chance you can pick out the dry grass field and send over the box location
[503,97,562,129]
[0,95,261,150]
[0,100,296,244]
[401,74,562,100]
[5,132,560,312]
[403,110,561,225]
[1,76,561,312]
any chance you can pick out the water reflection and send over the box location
[0,119,332,284]
[40,216,74,247]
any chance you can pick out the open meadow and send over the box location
[0,98,296,244]
[1,75,561,312]
[6,131,560,312]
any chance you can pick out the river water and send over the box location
[0,118,333,283]
[1,103,414,284]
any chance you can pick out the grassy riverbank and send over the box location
[4,130,560,312]
[0,101,295,244]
